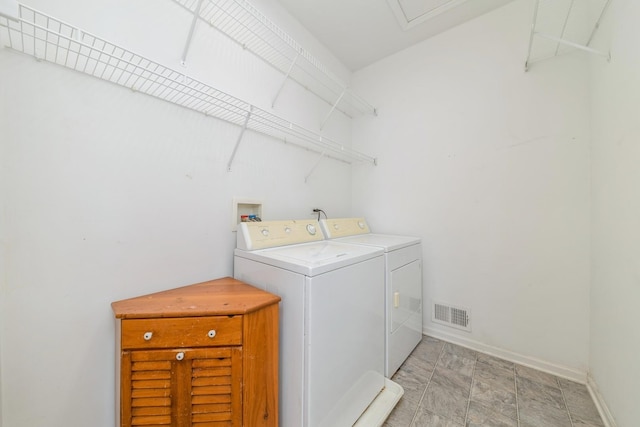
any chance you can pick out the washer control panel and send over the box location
[237,219,324,250]
[319,217,370,239]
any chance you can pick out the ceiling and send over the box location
[275,0,516,71]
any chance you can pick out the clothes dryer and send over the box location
[320,218,423,377]
[234,219,402,427]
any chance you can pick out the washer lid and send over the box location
[234,240,383,276]
[334,233,421,252]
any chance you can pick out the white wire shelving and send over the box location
[525,0,612,71]
[172,0,377,126]
[0,4,377,172]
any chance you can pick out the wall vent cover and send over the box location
[432,302,471,331]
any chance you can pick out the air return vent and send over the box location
[432,302,471,332]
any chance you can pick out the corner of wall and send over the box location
[586,374,617,427]
[588,1,640,426]
[0,188,5,427]
[0,74,6,427]
[425,327,588,383]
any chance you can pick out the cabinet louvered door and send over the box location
[190,347,243,426]
[121,347,243,427]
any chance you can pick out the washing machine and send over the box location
[320,218,423,377]
[233,219,403,427]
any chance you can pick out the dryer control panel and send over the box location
[320,217,370,239]
[237,219,324,250]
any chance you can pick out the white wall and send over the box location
[0,2,15,424]
[0,108,5,427]
[4,0,638,425]
[0,1,356,425]
[589,0,640,425]
[352,0,592,378]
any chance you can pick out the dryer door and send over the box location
[390,260,422,334]
[387,259,423,376]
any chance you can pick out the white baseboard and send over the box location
[423,327,586,383]
[586,375,617,427]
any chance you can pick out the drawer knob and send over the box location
[143,332,153,341]
[207,329,217,338]
[176,352,184,361]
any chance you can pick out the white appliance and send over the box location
[320,218,423,377]
[234,219,403,427]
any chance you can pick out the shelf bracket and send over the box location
[587,0,612,46]
[305,148,327,183]
[524,0,540,72]
[227,107,253,172]
[320,88,346,130]
[554,0,575,56]
[272,51,300,108]
[0,10,19,23]
[535,32,610,60]
[180,0,204,66]
[525,0,612,71]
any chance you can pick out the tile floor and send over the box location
[384,336,604,427]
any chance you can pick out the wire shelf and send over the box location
[0,4,376,167]
[172,0,377,119]
[525,0,612,70]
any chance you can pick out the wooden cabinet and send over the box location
[112,277,280,427]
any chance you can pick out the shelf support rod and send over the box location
[305,148,327,183]
[524,0,540,72]
[181,0,204,66]
[555,0,575,56]
[227,107,253,172]
[320,88,346,130]
[535,32,610,60]
[272,51,300,107]
[587,0,612,46]
[0,11,19,22]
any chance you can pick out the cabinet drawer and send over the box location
[121,316,242,349]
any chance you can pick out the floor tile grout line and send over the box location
[463,351,479,426]
[409,342,447,426]
[557,377,576,427]
[392,337,604,427]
